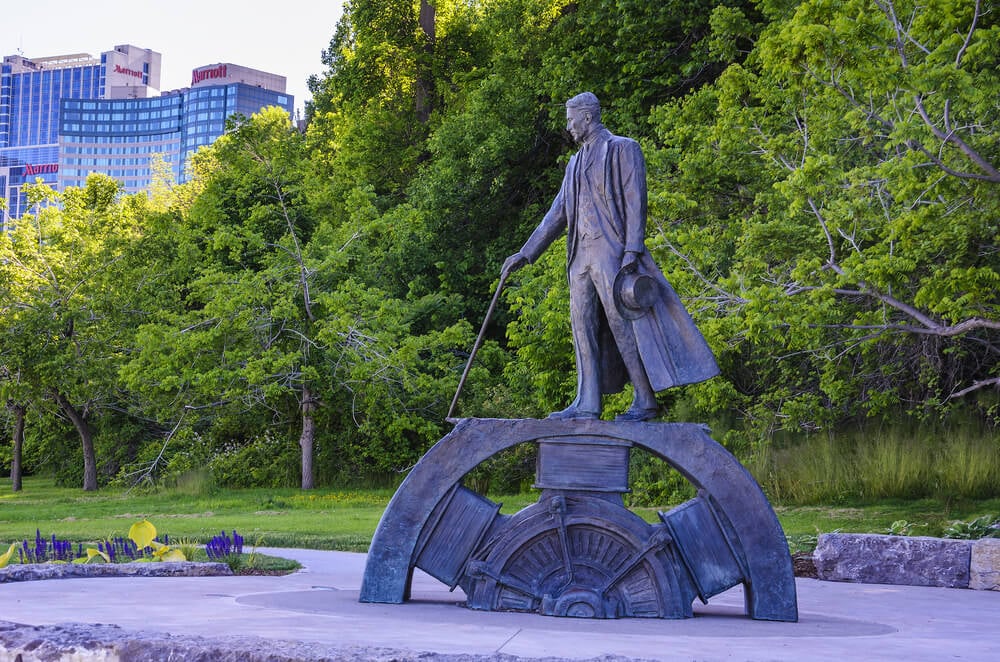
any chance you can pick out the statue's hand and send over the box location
[621,251,640,274]
[502,252,528,277]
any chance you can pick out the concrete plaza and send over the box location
[2,547,998,660]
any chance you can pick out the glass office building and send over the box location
[58,93,184,192]
[2,49,291,230]
[60,64,292,195]
[1,45,160,229]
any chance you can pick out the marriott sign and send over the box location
[114,64,144,80]
[24,163,59,176]
[192,64,228,85]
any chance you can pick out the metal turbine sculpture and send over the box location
[361,419,797,621]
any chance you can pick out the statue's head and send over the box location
[567,92,601,119]
[565,92,602,143]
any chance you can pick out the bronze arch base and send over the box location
[359,418,797,622]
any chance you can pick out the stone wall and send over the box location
[0,561,233,583]
[814,533,1000,590]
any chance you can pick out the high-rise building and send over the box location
[58,63,292,196]
[0,45,160,228]
[1,46,292,230]
[58,92,184,195]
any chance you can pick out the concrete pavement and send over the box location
[2,547,998,661]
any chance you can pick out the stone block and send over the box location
[0,561,233,583]
[814,533,972,588]
[970,538,1000,591]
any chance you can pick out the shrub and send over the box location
[942,515,1000,540]
[627,449,695,507]
[209,431,298,488]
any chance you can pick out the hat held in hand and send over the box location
[614,267,657,320]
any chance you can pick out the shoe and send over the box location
[547,406,599,421]
[614,406,658,422]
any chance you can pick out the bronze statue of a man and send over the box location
[503,92,718,421]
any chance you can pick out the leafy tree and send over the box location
[14,0,993,492]
[313,279,475,472]
[535,0,759,140]
[0,175,146,490]
[123,108,330,488]
[406,0,570,317]
[649,0,999,433]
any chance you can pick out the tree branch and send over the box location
[804,197,968,333]
[955,0,981,69]
[945,376,1000,402]
[124,410,187,494]
[649,224,748,307]
[913,94,1000,182]
[808,197,838,267]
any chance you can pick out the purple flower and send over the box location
[205,530,244,561]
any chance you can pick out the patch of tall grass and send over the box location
[748,423,1000,504]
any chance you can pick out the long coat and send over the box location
[519,127,719,393]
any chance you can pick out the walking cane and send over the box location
[446,268,511,423]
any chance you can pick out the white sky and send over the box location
[1,0,346,117]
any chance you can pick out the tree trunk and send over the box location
[299,384,316,490]
[415,0,436,123]
[53,392,98,491]
[10,404,25,492]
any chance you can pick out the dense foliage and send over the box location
[632,0,999,442]
[2,0,997,492]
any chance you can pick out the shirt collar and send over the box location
[580,125,609,149]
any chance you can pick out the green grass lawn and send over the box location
[2,476,997,555]
[0,477,393,552]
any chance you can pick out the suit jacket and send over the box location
[522,128,647,266]
[519,127,719,393]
